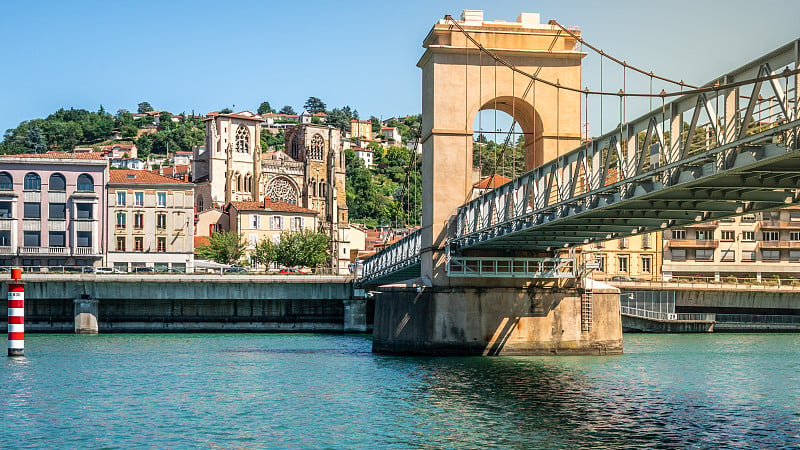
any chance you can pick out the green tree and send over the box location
[196,231,247,265]
[24,126,47,153]
[220,107,233,114]
[275,229,331,269]
[278,105,296,115]
[252,238,278,268]
[303,97,327,114]
[261,129,284,151]
[135,135,152,159]
[137,102,154,114]
[257,101,274,115]
[120,124,138,139]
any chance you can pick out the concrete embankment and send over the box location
[0,274,371,333]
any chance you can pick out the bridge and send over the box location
[360,10,800,356]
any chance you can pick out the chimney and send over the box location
[263,196,270,208]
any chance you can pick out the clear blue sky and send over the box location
[1,0,798,135]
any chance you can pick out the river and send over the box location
[1,333,798,448]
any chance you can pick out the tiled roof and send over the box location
[473,174,511,189]
[194,236,210,249]
[229,199,318,214]
[205,110,262,121]
[1,152,106,160]
[109,169,192,185]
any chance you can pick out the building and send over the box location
[172,151,193,166]
[662,207,800,281]
[581,233,663,281]
[106,170,195,273]
[227,199,319,267]
[0,152,108,269]
[381,126,402,144]
[352,147,374,168]
[351,120,372,139]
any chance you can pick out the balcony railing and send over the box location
[666,239,719,249]
[0,246,13,255]
[760,220,800,230]
[19,246,42,254]
[47,247,69,255]
[758,241,800,250]
[684,221,719,229]
[73,246,98,256]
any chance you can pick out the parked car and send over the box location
[610,275,634,282]
[223,266,248,273]
[279,268,308,275]
[134,267,156,273]
[95,267,125,274]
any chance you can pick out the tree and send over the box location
[24,126,47,153]
[220,107,233,114]
[278,105,296,115]
[196,231,247,265]
[158,111,173,130]
[275,229,331,269]
[135,135,152,159]
[303,97,327,114]
[257,101,274,115]
[137,102,154,114]
[252,238,278,268]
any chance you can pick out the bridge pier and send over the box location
[372,282,622,356]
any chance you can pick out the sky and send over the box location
[1,0,799,135]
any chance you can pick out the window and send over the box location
[790,251,800,262]
[762,231,779,241]
[671,230,686,239]
[0,201,11,218]
[671,249,686,261]
[76,231,92,247]
[742,231,755,242]
[249,233,258,249]
[619,238,628,249]
[762,250,780,261]
[135,192,144,206]
[597,255,605,272]
[742,250,756,262]
[271,216,284,230]
[309,134,324,160]
[641,255,651,273]
[642,234,651,249]
[0,172,12,190]
[0,231,9,246]
[157,237,166,252]
[49,203,66,219]
[292,217,304,231]
[721,230,735,241]
[116,237,126,251]
[134,236,144,252]
[23,231,40,247]
[695,230,713,240]
[791,232,800,242]
[741,214,756,223]
[76,203,93,219]
[157,192,166,207]
[172,263,186,273]
[77,174,94,192]
[23,202,40,219]
[48,232,65,248]
[49,173,66,191]
[695,249,714,261]
[114,262,128,272]
[48,259,66,267]
[791,211,800,222]
[235,125,250,153]
[117,191,127,206]
[157,213,167,230]
[134,213,144,229]
[251,215,261,229]
[23,173,41,191]
[116,213,126,229]
[721,249,735,261]
[618,255,629,273]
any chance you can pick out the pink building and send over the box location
[0,153,109,269]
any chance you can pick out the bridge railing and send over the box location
[450,40,800,251]
[358,229,422,284]
[620,306,715,322]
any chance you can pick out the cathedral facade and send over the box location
[193,111,350,273]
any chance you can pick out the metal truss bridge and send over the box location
[359,40,800,287]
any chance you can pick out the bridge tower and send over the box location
[372,10,623,355]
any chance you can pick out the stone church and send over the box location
[192,111,350,273]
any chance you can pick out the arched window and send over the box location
[264,177,299,205]
[309,134,324,160]
[0,172,11,190]
[290,135,301,160]
[24,173,41,191]
[235,125,249,153]
[196,196,204,212]
[77,174,94,192]
[236,173,242,192]
[49,173,66,191]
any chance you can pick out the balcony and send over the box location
[47,247,69,255]
[73,246,99,256]
[0,218,12,231]
[758,241,800,250]
[684,221,719,229]
[666,239,719,249]
[0,246,14,255]
[19,246,43,254]
[760,220,800,230]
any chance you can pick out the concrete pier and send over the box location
[74,296,99,334]
[372,283,622,356]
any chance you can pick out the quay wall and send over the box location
[0,275,370,333]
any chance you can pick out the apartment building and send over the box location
[0,153,108,269]
[107,170,194,272]
[581,232,663,281]
[662,206,800,281]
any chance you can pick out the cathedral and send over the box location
[192,111,350,273]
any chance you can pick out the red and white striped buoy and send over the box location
[8,267,24,357]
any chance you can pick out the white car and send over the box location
[95,267,125,274]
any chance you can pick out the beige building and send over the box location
[581,233,663,281]
[662,206,800,281]
[350,120,372,139]
[227,199,319,268]
[107,170,195,272]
